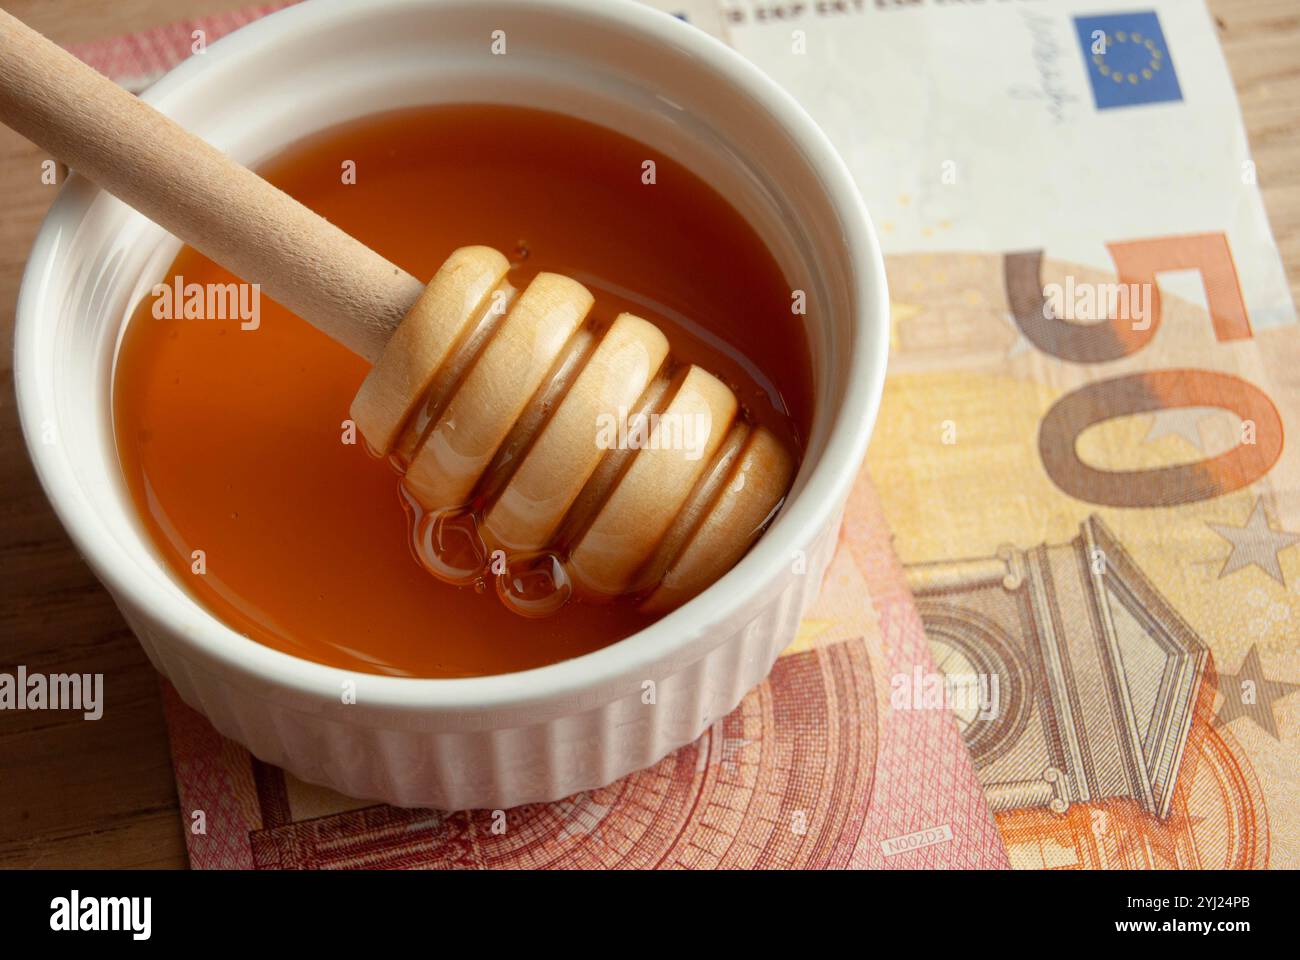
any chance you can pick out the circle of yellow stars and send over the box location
[1093,30,1164,85]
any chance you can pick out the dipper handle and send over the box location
[0,8,420,363]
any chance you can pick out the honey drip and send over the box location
[374,273,788,618]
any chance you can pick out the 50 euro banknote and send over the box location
[702,0,1298,867]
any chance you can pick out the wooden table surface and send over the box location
[2,0,1298,869]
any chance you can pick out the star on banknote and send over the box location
[1207,499,1300,587]
[1213,645,1300,739]
[1142,408,1210,451]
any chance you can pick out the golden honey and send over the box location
[112,104,812,677]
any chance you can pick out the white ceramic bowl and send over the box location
[14,0,888,809]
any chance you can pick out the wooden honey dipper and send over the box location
[0,10,795,617]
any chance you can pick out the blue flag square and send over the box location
[1074,11,1182,110]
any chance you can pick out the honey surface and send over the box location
[112,105,812,677]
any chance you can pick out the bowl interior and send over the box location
[16,0,882,707]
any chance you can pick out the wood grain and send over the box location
[0,0,1297,869]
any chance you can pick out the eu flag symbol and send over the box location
[1074,11,1182,110]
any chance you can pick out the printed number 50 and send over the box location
[1008,234,1282,508]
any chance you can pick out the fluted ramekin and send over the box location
[14,0,888,808]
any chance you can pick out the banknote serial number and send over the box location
[1127,897,1250,912]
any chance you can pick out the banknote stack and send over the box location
[89,0,1294,869]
